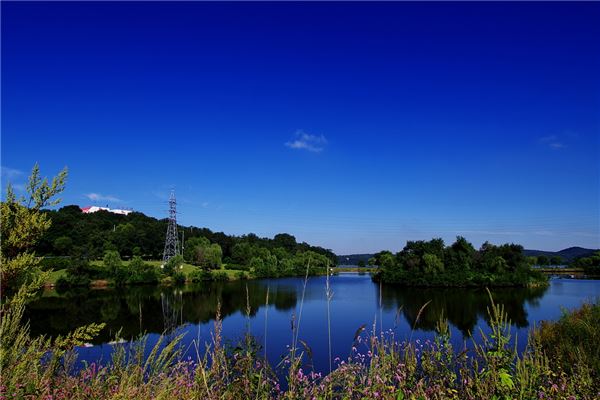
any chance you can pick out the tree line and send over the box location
[571,251,600,275]
[370,236,546,286]
[35,205,336,275]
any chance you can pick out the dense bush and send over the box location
[212,271,229,281]
[534,301,600,383]
[55,273,91,289]
[188,268,213,282]
[172,271,186,285]
[127,256,159,284]
[162,255,184,276]
[571,251,600,275]
[235,271,248,280]
[226,263,249,271]
[56,257,97,288]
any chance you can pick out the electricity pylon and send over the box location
[162,190,179,263]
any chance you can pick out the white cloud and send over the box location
[285,130,328,153]
[12,183,26,192]
[533,230,555,236]
[1,166,24,180]
[539,135,565,149]
[84,193,123,203]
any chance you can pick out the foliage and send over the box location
[189,268,214,282]
[374,236,546,287]
[184,237,223,269]
[534,300,600,385]
[127,256,160,284]
[571,251,600,275]
[39,256,72,271]
[163,254,184,276]
[0,164,67,294]
[212,271,229,281]
[172,271,187,285]
[53,236,73,255]
[537,255,549,266]
[33,206,336,264]
[0,164,106,399]
[103,250,122,276]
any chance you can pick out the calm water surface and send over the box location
[25,273,600,373]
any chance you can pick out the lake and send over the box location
[25,273,600,374]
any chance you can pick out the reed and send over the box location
[2,284,598,399]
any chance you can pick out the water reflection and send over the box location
[26,276,552,345]
[379,284,548,335]
[26,281,297,343]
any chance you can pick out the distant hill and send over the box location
[339,247,598,265]
[523,247,598,263]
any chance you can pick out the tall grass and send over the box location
[2,284,599,399]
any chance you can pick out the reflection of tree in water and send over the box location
[25,280,297,343]
[379,284,548,336]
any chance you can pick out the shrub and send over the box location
[235,270,248,280]
[534,300,600,383]
[128,257,159,284]
[172,271,186,285]
[160,276,173,286]
[189,268,213,282]
[226,263,249,271]
[163,255,184,276]
[55,273,90,289]
[103,250,122,276]
[213,271,229,281]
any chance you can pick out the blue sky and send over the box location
[2,2,599,254]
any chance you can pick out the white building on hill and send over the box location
[80,206,132,216]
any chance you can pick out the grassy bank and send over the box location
[42,259,253,288]
[2,285,598,399]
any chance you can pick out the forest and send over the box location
[35,205,336,265]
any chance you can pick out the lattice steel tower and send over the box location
[162,190,179,263]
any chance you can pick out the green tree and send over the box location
[379,252,396,269]
[103,250,122,276]
[357,259,366,267]
[537,255,549,266]
[184,237,221,269]
[549,256,563,266]
[249,256,265,276]
[53,236,73,256]
[273,233,297,252]
[129,255,145,269]
[423,253,444,275]
[0,163,67,294]
[163,254,184,276]
[184,237,210,265]
[203,243,223,269]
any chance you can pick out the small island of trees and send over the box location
[371,237,546,287]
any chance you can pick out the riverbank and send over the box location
[43,259,378,288]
